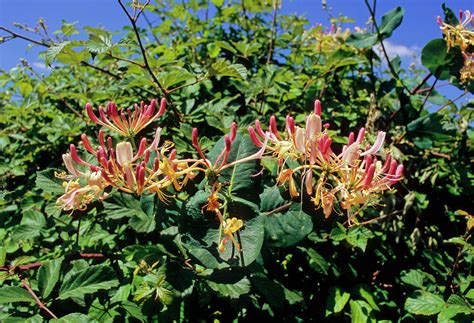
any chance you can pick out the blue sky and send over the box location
[0,0,472,102]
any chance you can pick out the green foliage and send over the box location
[0,0,472,321]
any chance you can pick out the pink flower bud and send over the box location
[158,98,166,117]
[382,153,392,173]
[322,137,332,155]
[81,134,95,154]
[169,149,177,161]
[348,132,355,145]
[192,128,199,147]
[224,135,232,152]
[323,123,330,129]
[314,99,322,116]
[229,122,237,141]
[99,130,106,151]
[356,127,365,143]
[85,103,100,123]
[363,164,375,189]
[135,138,147,158]
[69,144,89,166]
[153,157,160,172]
[248,127,263,147]
[144,150,150,164]
[436,16,443,25]
[107,136,113,150]
[269,115,279,138]
[255,119,266,138]
[286,115,295,135]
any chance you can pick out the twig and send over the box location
[106,53,145,68]
[0,253,106,272]
[417,77,438,114]
[18,274,58,319]
[436,91,468,113]
[167,76,209,93]
[363,0,410,93]
[410,72,432,95]
[117,0,182,119]
[264,202,292,216]
[266,0,279,64]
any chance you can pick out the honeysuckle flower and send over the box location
[218,217,244,253]
[249,99,404,221]
[437,10,474,83]
[85,98,166,137]
[56,170,108,211]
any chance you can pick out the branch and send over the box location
[266,0,279,64]
[363,0,410,93]
[117,0,182,119]
[410,72,432,95]
[0,253,106,272]
[18,274,58,319]
[417,77,438,114]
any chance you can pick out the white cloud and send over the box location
[32,61,49,71]
[380,40,419,58]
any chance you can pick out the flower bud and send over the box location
[314,99,322,116]
[85,103,100,123]
[248,127,263,147]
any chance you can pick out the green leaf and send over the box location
[259,186,285,212]
[207,134,259,197]
[326,286,351,314]
[158,66,195,90]
[36,169,65,195]
[350,300,376,323]
[52,313,97,323]
[86,33,113,54]
[264,208,313,247]
[405,290,446,316]
[207,277,251,299]
[300,247,329,275]
[346,32,378,48]
[378,7,405,38]
[0,286,35,303]
[45,41,71,65]
[400,269,426,289]
[346,226,374,251]
[209,59,248,79]
[103,192,156,233]
[421,38,463,80]
[347,7,404,48]
[58,264,119,300]
[38,257,63,299]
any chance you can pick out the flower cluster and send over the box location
[56,99,200,211]
[437,10,474,83]
[249,100,404,223]
[56,97,403,246]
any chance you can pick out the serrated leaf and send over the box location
[86,33,113,54]
[400,269,426,289]
[58,265,119,300]
[207,277,251,298]
[405,290,446,316]
[52,313,97,323]
[0,286,35,303]
[209,59,248,79]
[45,41,70,65]
[38,257,63,299]
[36,169,65,195]
[264,209,313,247]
